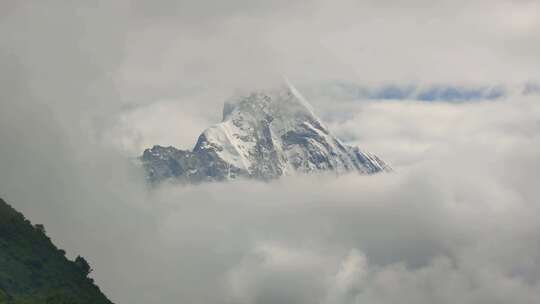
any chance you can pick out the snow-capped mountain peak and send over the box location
[141,84,390,184]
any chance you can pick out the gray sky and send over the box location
[1,1,540,303]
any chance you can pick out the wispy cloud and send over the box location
[1,1,540,303]
[302,82,513,102]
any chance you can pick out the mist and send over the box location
[1,1,540,303]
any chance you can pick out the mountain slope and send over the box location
[0,198,113,304]
[141,83,390,184]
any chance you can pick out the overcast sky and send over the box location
[1,1,540,303]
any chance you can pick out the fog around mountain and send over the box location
[1,1,540,303]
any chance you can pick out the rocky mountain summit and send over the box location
[141,82,390,184]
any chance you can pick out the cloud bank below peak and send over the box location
[2,1,540,303]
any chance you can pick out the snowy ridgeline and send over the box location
[140,83,390,184]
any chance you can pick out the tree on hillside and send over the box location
[74,256,93,276]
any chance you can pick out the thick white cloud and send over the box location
[4,94,539,303]
[1,1,540,303]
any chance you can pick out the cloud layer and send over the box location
[3,93,539,303]
[1,1,540,303]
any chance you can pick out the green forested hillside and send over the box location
[0,198,113,304]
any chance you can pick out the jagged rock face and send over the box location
[141,83,390,184]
